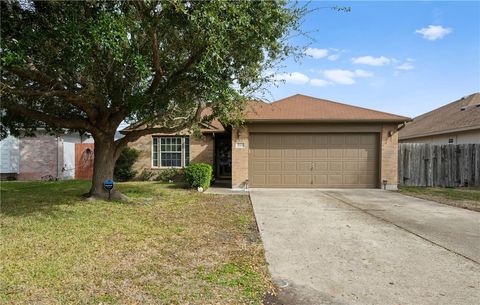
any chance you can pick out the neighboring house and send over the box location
[0,131,96,181]
[399,93,480,144]
[126,94,409,190]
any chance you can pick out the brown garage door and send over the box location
[249,133,378,188]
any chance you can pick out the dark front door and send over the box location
[215,135,232,178]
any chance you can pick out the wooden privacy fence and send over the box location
[398,143,480,187]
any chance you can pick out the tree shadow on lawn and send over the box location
[0,180,93,218]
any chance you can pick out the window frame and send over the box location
[151,136,190,169]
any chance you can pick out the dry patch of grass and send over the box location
[398,186,480,212]
[0,181,272,304]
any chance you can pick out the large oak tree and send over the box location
[0,0,303,199]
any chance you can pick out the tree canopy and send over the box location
[0,0,303,198]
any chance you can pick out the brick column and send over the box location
[231,126,249,189]
[380,124,399,190]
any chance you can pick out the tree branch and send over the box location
[3,103,92,131]
[146,29,164,94]
[6,68,100,120]
[114,103,204,154]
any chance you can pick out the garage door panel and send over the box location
[313,161,328,171]
[252,149,267,158]
[267,175,282,185]
[314,135,329,145]
[343,161,359,171]
[297,161,312,171]
[251,175,266,186]
[329,161,343,171]
[313,174,327,185]
[268,149,282,159]
[283,175,297,185]
[268,135,283,146]
[268,161,282,172]
[328,149,343,158]
[282,162,296,171]
[328,174,343,185]
[330,135,345,145]
[313,149,328,158]
[252,161,266,171]
[344,174,359,185]
[344,148,359,158]
[249,133,378,188]
[296,135,313,145]
[283,148,296,158]
[297,148,313,158]
[345,135,360,145]
[298,175,312,185]
[360,135,376,144]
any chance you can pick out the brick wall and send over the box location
[380,124,399,189]
[18,135,62,180]
[128,132,214,179]
[231,126,249,189]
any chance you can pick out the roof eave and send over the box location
[399,125,480,140]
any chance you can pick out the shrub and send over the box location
[156,168,184,182]
[184,163,213,190]
[113,147,139,181]
[137,169,155,181]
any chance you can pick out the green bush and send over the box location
[156,168,184,182]
[184,163,213,190]
[137,169,155,181]
[113,147,139,181]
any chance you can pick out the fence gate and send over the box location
[75,143,94,180]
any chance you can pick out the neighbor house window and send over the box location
[448,138,454,144]
[152,136,190,168]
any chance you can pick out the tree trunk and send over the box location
[87,134,127,200]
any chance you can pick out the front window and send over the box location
[152,136,190,168]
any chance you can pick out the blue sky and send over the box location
[265,1,480,118]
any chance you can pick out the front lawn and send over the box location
[0,180,272,304]
[397,186,480,212]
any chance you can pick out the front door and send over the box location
[215,135,232,178]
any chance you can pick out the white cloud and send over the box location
[415,25,452,41]
[305,48,329,59]
[396,63,415,70]
[351,56,391,66]
[274,72,309,85]
[354,69,373,77]
[310,79,332,87]
[327,54,340,61]
[323,69,373,85]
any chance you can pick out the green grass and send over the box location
[0,180,272,304]
[398,186,480,212]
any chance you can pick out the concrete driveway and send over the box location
[250,189,480,305]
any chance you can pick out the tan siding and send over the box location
[380,124,398,189]
[399,129,480,144]
[232,127,249,189]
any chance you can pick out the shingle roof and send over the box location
[399,93,480,140]
[244,94,410,123]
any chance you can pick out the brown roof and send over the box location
[244,94,410,123]
[399,93,480,140]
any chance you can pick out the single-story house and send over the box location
[399,92,480,144]
[0,131,101,181]
[127,94,410,190]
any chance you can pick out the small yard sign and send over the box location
[103,180,114,191]
[103,180,114,199]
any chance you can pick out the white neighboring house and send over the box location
[0,136,19,178]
